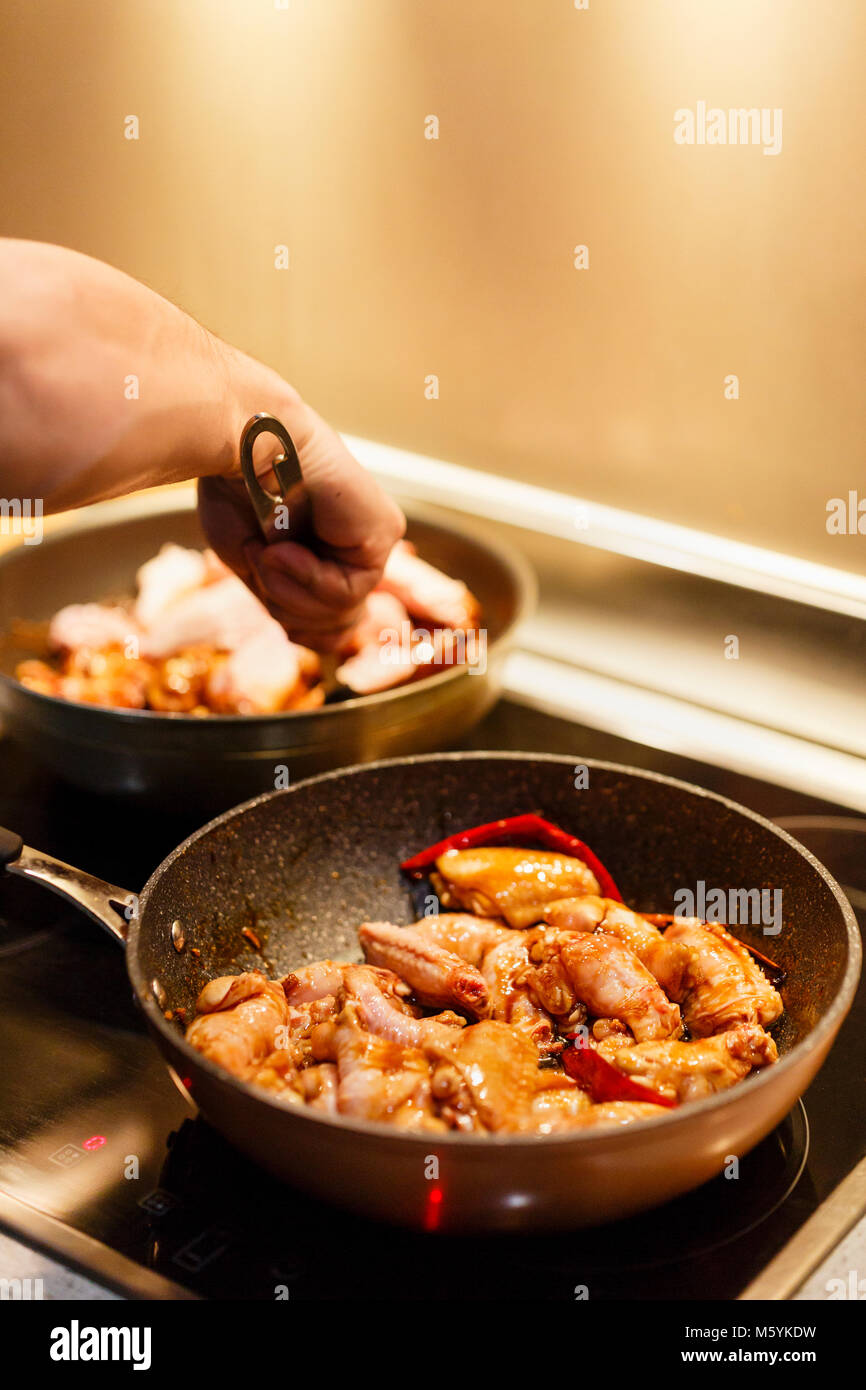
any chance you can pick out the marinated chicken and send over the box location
[432,848,601,928]
[317,1005,445,1131]
[597,1024,779,1103]
[430,1021,576,1132]
[481,933,559,1050]
[663,918,784,1036]
[544,896,690,999]
[405,912,515,964]
[522,929,683,1042]
[185,838,785,1135]
[358,921,490,1015]
[186,972,302,1084]
[15,539,482,712]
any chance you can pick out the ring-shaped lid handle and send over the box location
[239,413,304,535]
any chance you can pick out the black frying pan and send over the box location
[1,753,859,1232]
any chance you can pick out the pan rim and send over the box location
[130,751,862,1150]
[0,502,536,725]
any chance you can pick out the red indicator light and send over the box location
[424,1187,443,1231]
[83,1135,106,1151]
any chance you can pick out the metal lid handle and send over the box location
[239,413,304,535]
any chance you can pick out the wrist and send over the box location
[214,341,306,481]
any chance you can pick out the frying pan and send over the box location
[0,494,532,811]
[0,753,859,1233]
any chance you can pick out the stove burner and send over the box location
[561,1102,810,1270]
[140,1103,810,1299]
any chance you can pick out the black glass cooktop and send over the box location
[0,701,863,1300]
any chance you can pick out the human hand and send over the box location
[198,392,405,651]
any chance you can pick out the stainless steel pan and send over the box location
[0,753,859,1233]
[0,497,533,810]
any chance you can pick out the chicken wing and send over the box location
[408,912,514,964]
[282,959,414,1010]
[524,930,683,1041]
[358,921,489,1015]
[343,964,465,1050]
[597,1022,778,1102]
[431,1020,554,1131]
[529,1084,594,1132]
[431,848,600,928]
[295,1061,339,1113]
[281,960,353,1005]
[324,1004,445,1130]
[186,971,298,1077]
[481,935,558,1050]
[664,918,784,1036]
[408,913,558,1048]
[544,896,689,999]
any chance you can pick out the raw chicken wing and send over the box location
[525,930,683,1042]
[598,1022,779,1102]
[359,921,489,1015]
[544,896,689,999]
[664,919,784,1036]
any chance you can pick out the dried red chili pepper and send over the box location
[562,1040,678,1109]
[400,813,622,901]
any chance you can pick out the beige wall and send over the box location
[0,0,863,569]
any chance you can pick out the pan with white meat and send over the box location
[15,539,482,714]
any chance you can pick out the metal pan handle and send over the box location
[0,827,133,944]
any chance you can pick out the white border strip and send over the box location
[503,650,866,814]
[345,434,866,622]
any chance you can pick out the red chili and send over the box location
[643,914,786,983]
[562,1041,679,1109]
[400,813,622,901]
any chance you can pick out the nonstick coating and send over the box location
[134,750,856,1073]
[132,753,853,1074]
[125,753,860,1229]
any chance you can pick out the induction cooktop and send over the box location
[0,701,863,1300]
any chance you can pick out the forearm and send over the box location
[0,239,299,511]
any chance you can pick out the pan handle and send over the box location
[0,827,133,945]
